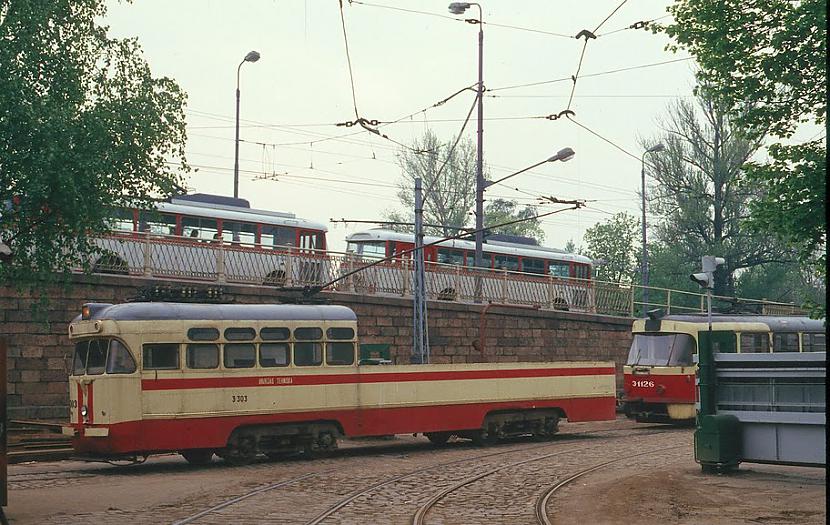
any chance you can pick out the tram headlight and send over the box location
[81,405,88,418]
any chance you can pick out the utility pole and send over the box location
[412,178,430,364]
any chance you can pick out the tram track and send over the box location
[168,426,681,524]
[532,444,686,525]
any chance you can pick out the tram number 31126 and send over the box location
[630,380,655,388]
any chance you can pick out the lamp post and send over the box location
[484,147,574,189]
[448,2,485,291]
[234,50,261,199]
[640,142,664,314]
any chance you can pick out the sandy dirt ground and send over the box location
[553,450,826,524]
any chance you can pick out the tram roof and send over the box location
[75,303,357,322]
[656,314,825,332]
[345,229,593,264]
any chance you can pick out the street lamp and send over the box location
[484,147,574,188]
[234,50,261,199]
[640,142,664,314]
[448,2,485,288]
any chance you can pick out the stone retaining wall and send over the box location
[0,275,634,420]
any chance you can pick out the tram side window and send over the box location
[353,241,386,258]
[802,332,826,352]
[225,327,255,341]
[106,209,135,233]
[772,332,800,352]
[221,221,257,245]
[139,212,177,236]
[294,327,323,366]
[106,340,137,374]
[548,261,570,278]
[188,327,219,341]
[327,327,355,340]
[260,343,290,367]
[181,216,219,241]
[299,231,321,251]
[326,342,355,366]
[224,343,256,368]
[142,343,180,370]
[261,327,290,341]
[261,225,296,249]
[437,248,464,266]
[494,255,519,272]
[574,264,590,280]
[522,258,545,275]
[739,333,770,353]
[187,344,219,369]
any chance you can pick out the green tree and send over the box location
[643,91,783,297]
[385,130,476,236]
[483,199,544,243]
[660,0,826,316]
[582,212,639,283]
[0,0,188,293]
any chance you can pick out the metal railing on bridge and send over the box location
[84,233,804,317]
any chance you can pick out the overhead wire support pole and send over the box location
[412,178,430,364]
[448,1,485,302]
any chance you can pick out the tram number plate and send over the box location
[232,395,248,403]
[631,380,655,388]
[69,399,78,408]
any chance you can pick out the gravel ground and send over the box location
[5,417,825,524]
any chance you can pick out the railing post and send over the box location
[501,269,508,302]
[284,251,293,287]
[547,275,554,309]
[401,259,410,297]
[454,265,460,298]
[629,286,635,318]
[142,232,152,277]
[666,289,672,315]
[216,241,226,284]
[700,293,705,313]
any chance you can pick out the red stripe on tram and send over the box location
[141,366,616,391]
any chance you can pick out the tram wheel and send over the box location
[471,429,499,447]
[425,432,452,445]
[181,449,214,465]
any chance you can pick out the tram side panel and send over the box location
[70,362,616,456]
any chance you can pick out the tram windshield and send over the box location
[347,241,386,257]
[627,333,696,366]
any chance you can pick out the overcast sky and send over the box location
[104,1,708,252]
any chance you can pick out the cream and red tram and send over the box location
[64,302,616,464]
[623,314,826,423]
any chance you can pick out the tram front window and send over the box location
[627,334,695,366]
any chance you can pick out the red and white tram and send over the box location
[345,229,594,310]
[93,193,328,285]
[63,302,617,464]
[623,313,826,423]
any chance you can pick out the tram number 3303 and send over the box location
[631,380,655,388]
[232,395,248,403]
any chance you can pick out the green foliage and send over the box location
[483,199,544,243]
[386,130,476,236]
[661,0,826,138]
[659,0,826,317]
[0,0,188,292]
[583,212,639,283]
[735,262,826,310]
[643,92,782,297]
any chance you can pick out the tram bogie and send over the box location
[63,302,617,464]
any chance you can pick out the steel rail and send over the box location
[312,426,674,525]
[534,444,687,525]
